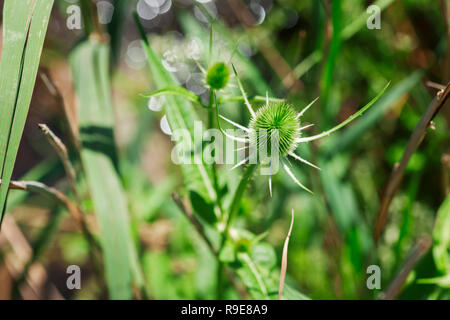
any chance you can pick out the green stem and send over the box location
[221,163,258,248]
[79,0,94,36]
[211,84,258,300]
[208,90,215,130]
[80,0,106,41]
[217,162,258,299]
[208,90,223,211]
[208,89,225,299]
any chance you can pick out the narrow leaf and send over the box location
[70,40,141,299]
[134,12,217,204]
[0,0,54,224]
[297,82,391,143]
[142,86,204,107]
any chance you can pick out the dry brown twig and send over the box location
[37,124,103,269]
[171,193,249,299]
[39,68,81,148]
[1,179,90,241]
[36,124,89,230]
[374,82,450,242]
[380,236,431,300]
[38,124,81,203]
[3,179,79,216]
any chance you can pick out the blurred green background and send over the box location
[0,0,449,300]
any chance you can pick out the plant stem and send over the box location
[217,162,258,299]
[380,237,431,300]
[221,163,258,248]
[208,91,223,211]
[208,91,215,128]
[80,0,108,42]
[79,0,95,36]
[172,193,248,299]
[38,124,81,204]
[374,82,450,242]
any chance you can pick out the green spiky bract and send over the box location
[249,102,300,158]
[206,62,230,90]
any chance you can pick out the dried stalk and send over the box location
[2,178,102,272]
[4,179,80,218]
[374,82,450,242]
[37,124,103,270]
[380,237,431,300]
[278,209,294,300]
[38,124,81,203]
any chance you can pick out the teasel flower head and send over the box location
[217,65,389,196]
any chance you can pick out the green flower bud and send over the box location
[206,62,230,90]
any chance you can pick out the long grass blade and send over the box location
[70,40,141,299]
[134,12,217,204]
[0,0,54,225]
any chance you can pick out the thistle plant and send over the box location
[212,68,389,300]
[217,65,390,196]
[0,0,444,302]
[138,15,392,299]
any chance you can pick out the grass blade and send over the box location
[320,0,342,125]
[70,40,141,299]
[134,12,217,204]
[325,71,424,155]
[0,0,54,225]
[432,192,450,274]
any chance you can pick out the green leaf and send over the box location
[133,174,178,222]
[233,250,309,300]
[417,275,450,288]
[319,156,359,232]
[320,0,342,124]
[227,231,309,300]
[236,252,270,299]
[0,0,54,225]
[190,191,217,225]
[433,195,450,275]
[325,71,424,155]
[218,241,236,263]
[134,12,217,205]
[281,283,311,300]
[70,40,142,299]
[250,243,277,270]
[142,86,205,107]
